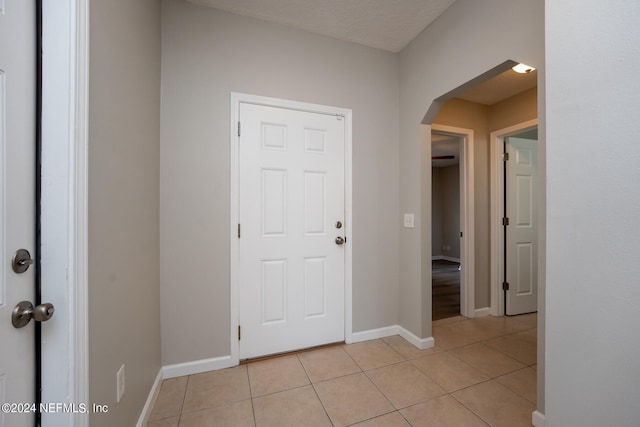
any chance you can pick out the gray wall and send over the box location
[88,0,162,425]
[546,0,640,424]
[160,0,400,365]
[398,0,544,409]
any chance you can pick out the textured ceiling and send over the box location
[186,0,457,52]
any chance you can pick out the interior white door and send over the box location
[505,137,538,315]
[0,1,36,426]
[238,102,345,359]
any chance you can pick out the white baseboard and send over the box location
[474,307,491,318]
[532,410,545,427]
[163,355,234,379]
[398,326,435,350]
[160,324,434,382]
[136,368,163,427]
[350,325,399,343]
[350,325,434,350]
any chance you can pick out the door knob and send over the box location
[12,249,34,274]
[335,236,345,246]
[12,301,55,328]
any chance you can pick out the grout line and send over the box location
[309,381,335,426]
[179,375,189,417]
[448,391,492,426]
[245,363,255,400]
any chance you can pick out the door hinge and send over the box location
[502,217,510,226]
[503,281,510,291]
[238,325,241,340]
[503,152,509,161]
[238,121,241,137]
[237,224,241,238]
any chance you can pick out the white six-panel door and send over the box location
[505,137,538,315]
[0,1,36,426]
[238,102,345,359]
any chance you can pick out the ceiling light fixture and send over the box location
[512,63,536,74]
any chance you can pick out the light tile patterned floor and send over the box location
[147,314,537,427]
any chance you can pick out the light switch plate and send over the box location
[403,214,415,228]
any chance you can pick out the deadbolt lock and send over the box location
[12,249,34,274]
[335,221,343,229]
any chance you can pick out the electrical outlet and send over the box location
[116,364,125,402]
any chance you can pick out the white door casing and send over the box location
[505,137,538,315]
[40,1,90,425]
[237,101,346,359]
[430,124,475,318]
[0,1,36,426]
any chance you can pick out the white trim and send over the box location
[532,410,545,427]
[230,92,353,364]
[350,325,434,350]
[489,119,537,316]
[163,355,235,379]
[431,124,475,318]
[41,1,90,426]
[349,326,399,344]
[71,1,90,424]
[397,327,435,350]
[474,307,491,317]
[135,369,163,427]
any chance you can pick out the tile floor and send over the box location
[147,313,537,427]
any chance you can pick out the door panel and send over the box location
[506,137,538,315]
[239,103,345,359]
[0,1,36,426]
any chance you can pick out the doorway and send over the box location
[490,121,539,316]
[230,93,353,362]
[430,124,475,319]
[431,133,461,320]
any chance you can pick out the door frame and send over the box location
[229,93,353,364]
[489,119,537,316]
[430,124,475,318]
[40,0,89,425]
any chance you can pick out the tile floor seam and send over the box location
[361,365,401,411]
[451,345,529,379]
[481,337,536,366]
[396,408,414,426]
[295,353,314,386]
[409,349,491,394]
[340,344,364,374]
[447,390,492,427]
[308,382,337,427]
[342,408,398,427]
[245,362,256,400]
[178,375,190,418]
[251,383,311,400]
